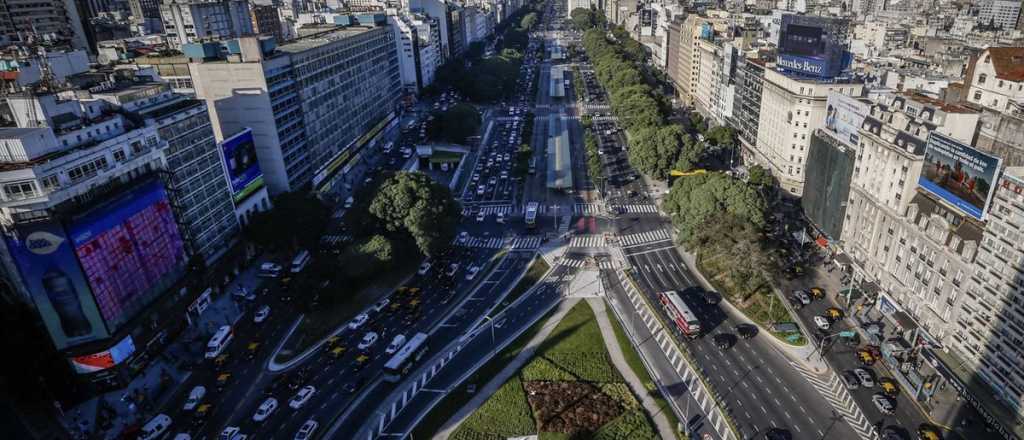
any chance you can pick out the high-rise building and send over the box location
[0,0,92,50]
[188,24,402,196]
[251,3,284,42]
[390,12,441,93]
[128,0,163,33]
[776,14,851,79]
[732,58,766,153]
[978,0,1022,31]
[160,0,254,49]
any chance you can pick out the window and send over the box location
[979,74,987,84]
[3,181,36,199]
[975,91,982,101]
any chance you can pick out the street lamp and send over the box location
[484,315,498,345]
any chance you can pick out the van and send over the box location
[386,334,407,355]
[258,262,282,278]
[344,196,354,209]
[139,414,171,440]
[290,250,310,273]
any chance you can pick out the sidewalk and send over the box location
[435,297,581,439]
[587,297,678,440]
[60,256,266,440]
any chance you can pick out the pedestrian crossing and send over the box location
[790,363,876,440]
[609,204,658,214]
[617,229,672,247]
[320,234,352,247]
[558,257,615,269]
[451,235,504,249]
[573,203,603,215]
[510,235,543,250]
[568,235,605,248]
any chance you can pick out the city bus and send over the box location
[382,332,429,382]
[205,325,234,359]
[658,291,701,338]
[525,202,539,229]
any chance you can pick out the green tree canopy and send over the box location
[369,171,459,257]
[663,172,767,244]
[427,103,482,144]
[747,165,773,188]
[520,12,538,30]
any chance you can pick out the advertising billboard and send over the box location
[4,219,109,350]
[824,92,869,148]
[70,335,136,374]
[919,132,1002,220]
[221,128,264,203]
[777,15,849,78]
[67,179,187,330]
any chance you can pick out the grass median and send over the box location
[490,256,550,318]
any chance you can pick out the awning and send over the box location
[815,236,828,248]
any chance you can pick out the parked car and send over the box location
[854,368,875,387]
[840,371,860,390]
[793,290,812,305]
[417,262,431,275]
[813,315,831,330]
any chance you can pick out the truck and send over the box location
[525,202,539,228]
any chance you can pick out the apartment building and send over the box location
[693,37,737,127]
[966,47,1024,167]
[390,12,442,93]
[189,25,402,196]
[732,58,766,152]
[160,0,254,49]
[978,0,1022,31]
[0,0,91,50]
[751,68,862,196]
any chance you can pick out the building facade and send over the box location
[160,0,254,49]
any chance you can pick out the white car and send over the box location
[183,386,206,411]
[794,290,812,305]
[386,334,407,355]
[358,332,379,350]
[371,298,390,313]
[294,420,319,440]
[417,262,432,275]
[872,393,895,414]
[477,185,485,195]
[252,398,278,422]
[219,427,241,440]
[497,212,506,224]
[289,386,316,409]
[254,305,270,324]
[458,232,469,244]
[813,315,830,330]
[476,212,486,222]
[466,265,481,281]
[446,263,460,277]
[854,368,875,387]
[348,313,369,330]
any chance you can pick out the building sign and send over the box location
[67,179,187,331]
[313,111,398,192]
[918,132,1002,221]
[4,219,109,350]
[824,92,869,148]
[777,14,849,78]
[778,54,827,76]
[70,335,136,374]
[220,128,264,203]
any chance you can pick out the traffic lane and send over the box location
[795,297,926,432]
[359,266,572,437]
[323,253,535,436]
[639,249,861,440]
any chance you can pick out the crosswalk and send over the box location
[568,235,605,248]
[609,204,658,214]
[320,234,352,247]
[618,229,672,247]
[573,203,603,215]
[510,235,543,250]
[451,235,504,249]
[790,363,876,440]
[558,257,615,269]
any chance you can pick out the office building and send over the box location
[391,12,441,93]
[189,25,402,196]
[128,0,163,33]
[978,0,1022,31]
[0,0,92,50]
[160,0,254,49]
[776,14,851,80]
[251,3,285,42]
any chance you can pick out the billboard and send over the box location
[221,128,264,203]
[824,92,869,148]
[5,219,109,349]
[919,132,1002,220]
[70,335,136,374]
[778,14,849,78]
[67,179,187,330]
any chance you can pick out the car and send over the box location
[793,290,812,305]
[417,261,431,275]
[702,290,721,305]
[808,287,826,299]
[446,263,460,277]
[879,377,900,397]
[881,427,907,440]
[348,313,369,330]
[288,386,316,409]
[216,373,232,391]
[458,232,469,244]
[735,324,758,339]
[386,334,407,355]
[854,368,875,387]
[476,211,486,222]
[372,298,390,313]
[712,333,733,349]
[254,305,270,323]
[466,265,481,280]
[342,377,366,393]
[193,403,213,426]
[477,185,485,195]
[294,420,319,440]
[252,398,278,422]
[872,393,895,414]
[220,427,242,440]
[824,307,843,322]
[764,428,793,440]
[358,332,379,350]
[813,315,830,330]
[917,424,942,440]
[840,370,860,390]
[497,212,506,223]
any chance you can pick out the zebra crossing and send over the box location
[510,235,543,250]
[790,363,877,440]
[451,235,504,249]
[573,203,603,215]
[568,235,605,248]
[558,257,615,269]
[609,204,658,214]
[618,229,672,247]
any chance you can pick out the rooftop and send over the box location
[986,46,1024,82]
[279,26,379,54]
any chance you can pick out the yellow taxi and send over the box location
[213,354,229,369]
[216,373,232,391]
[809,287,826,299]
[193,403,213,425]
[879,378,900,397]
[246,342,261,360]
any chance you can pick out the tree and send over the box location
[674,136,706,172]
[427,103,481,144]
[705,125,736,148]
[520,12,538,31]
[747,165,773,188]
[244,192,330,251]
[663,172,767,244]
[340,234,394,279]
[369,171,459,257]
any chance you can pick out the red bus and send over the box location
[658,291,701,338]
